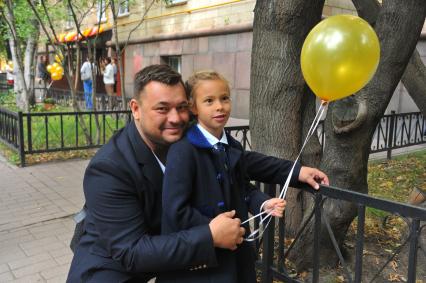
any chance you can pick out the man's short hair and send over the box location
[133,64,184,100]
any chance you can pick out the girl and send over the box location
[159,71,286,283]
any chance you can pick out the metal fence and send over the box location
[226,113,426,159]
[254,183,426,283]
[0,108,424,166]
[35,87,127,111]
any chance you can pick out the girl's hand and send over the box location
[263,198,286,217]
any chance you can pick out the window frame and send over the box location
[97,0,107,23]
[166,0,188,7]
[117,0,130,17]
[161,56,182,74]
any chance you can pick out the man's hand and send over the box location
[209,210,245,251]
[263,198,286,217]
[299,166,329,190]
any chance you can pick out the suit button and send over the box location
[203,264,207,268]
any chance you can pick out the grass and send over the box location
[347,149,426,263]
[368,149,426,202]
[23,112,128,151]
[0,91,129,165]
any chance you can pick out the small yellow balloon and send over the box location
[55,53,64,63]
[51,72,63,81]
[46,65,53,73]
[54,65,64,73]
[301,15,380,102]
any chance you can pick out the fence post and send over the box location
[387,111,396,160]
[17,112,25,167]
[260,184,276,283]
[407,219,420,283]
[312,193,322,283]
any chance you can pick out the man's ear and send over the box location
[130,99,141,120]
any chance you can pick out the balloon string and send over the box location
[243,101,327,241]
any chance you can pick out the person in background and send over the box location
[80,56,97,110]
[36,56,50,101]
[103,57,115,109]
[37,56,49,84]
[112,57,118,92]
[5,61,14,87]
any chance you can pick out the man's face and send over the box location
[130,81,190,150]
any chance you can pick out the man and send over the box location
[81,57,97,110]
[67,65,328,282]
[36,56,49,101]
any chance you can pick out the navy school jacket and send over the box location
[158,125,301,283]
[67,121,301,282]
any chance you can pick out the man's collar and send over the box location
[196,123,228,146]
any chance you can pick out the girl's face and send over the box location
[191,79,231,139]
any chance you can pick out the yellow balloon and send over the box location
[51,72,63,81]
[55,53,64,63]
[46,65,53,73]
[301,15,380,102]
[54,65,63,73]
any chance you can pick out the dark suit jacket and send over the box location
[159,125,301,283]
[67,121,301,283]
[67,121,217,283]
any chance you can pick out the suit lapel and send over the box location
[127,120,164,191]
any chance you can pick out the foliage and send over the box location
[42,97,55,104]
[0,90,16,108]
[368,151,426,202]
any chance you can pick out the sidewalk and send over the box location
[0,156,88,282]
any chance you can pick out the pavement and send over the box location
[0,156,87,282]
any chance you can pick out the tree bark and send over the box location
[110,0,127,110]
[4,0,31,111]
[401,46,426,117]
[353,0,426,117]
[250,0,325,236]
[288,0,426,271]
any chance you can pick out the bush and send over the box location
[43,98,55,104]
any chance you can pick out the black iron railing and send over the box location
[20,110,132,165]
[254,183,426,283]
[371,111,426,158]
[0,107,21,151]
[34,87,127,111]
[0,109,424,166]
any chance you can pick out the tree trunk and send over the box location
[24,26,39,106]
[401,47,426,117]
[353,0,426,117]
[250,0,325,236]
[4,0,30,111]
[110,0,127,110]
[288,0,426,271]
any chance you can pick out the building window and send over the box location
[166,0,187,7]
[161,56,181,73]
[118,0,129,16]
[97,0,107,22]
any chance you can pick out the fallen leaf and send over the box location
[388,273,403,282]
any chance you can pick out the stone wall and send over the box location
[124,31,252,118]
